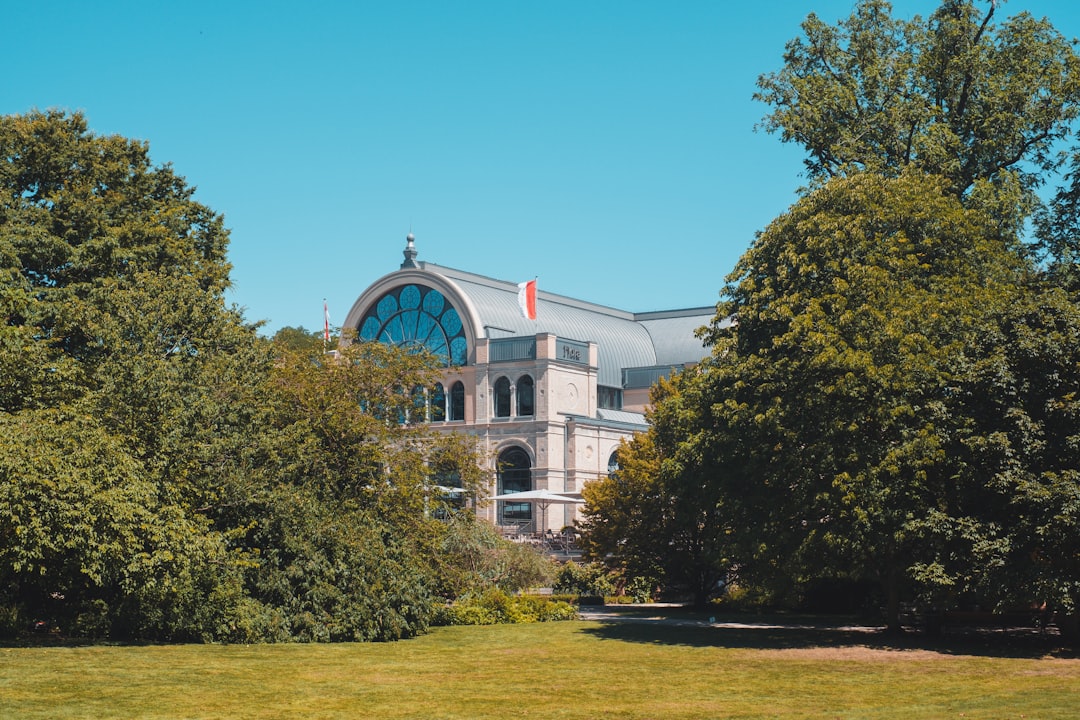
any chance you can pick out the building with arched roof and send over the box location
[342,234,723,532]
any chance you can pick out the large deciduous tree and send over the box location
[756,0,1080,285]
[755,0,1080,197]
[0,110,494,641]
[585,0,1080,634]
[0,110,262,639]
[744,0,1080,628]
[699,170,1032,630]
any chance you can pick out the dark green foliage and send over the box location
[947,288,1080,614]
[588,167,1080,631]
[0,110,230,298]
[0,409,246,641]
[0,110,261,640]
[0,110,499,642]
[755,0,1080,197]
[580,371,738,609]
[239,487,434,642]
[699,171,1040,629]
[581,1,1080,637]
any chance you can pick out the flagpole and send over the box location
[323,298,330,351]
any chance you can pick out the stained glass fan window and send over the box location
[358,284,468,366]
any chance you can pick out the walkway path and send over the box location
[576,604,883,632]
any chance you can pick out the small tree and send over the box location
[580,372,732,609]
[433,514,555,600]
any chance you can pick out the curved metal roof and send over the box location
[636,309,722,366]
[343,243,719,388]
[425,263,658,387]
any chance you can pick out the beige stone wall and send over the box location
[429,333,641,532]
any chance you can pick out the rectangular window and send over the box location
[597,385,622,410]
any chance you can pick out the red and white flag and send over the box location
[323,299,331,342]
[517,279,537,321]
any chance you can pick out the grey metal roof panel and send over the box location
[424,263,660,387]
[595,408,648,427]
[635,311,716,365]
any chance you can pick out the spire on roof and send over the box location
[401,232,419,269]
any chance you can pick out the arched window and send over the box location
[516,375,534,417]
[493,376,511,418]
[449,381,465,421]
[357,284,468,366]
[431,383,446,422]
[497,447,532,525]
[607,450,620,478]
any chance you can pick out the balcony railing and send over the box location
[623,365,681,389]
[489,337,536,362]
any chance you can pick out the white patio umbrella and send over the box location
[490,488,584,532]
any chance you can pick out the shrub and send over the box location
[433,590,577,626]
[624,575,657,603]
[434,515,556,599]
[553,562,615,598]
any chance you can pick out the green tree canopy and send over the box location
[0,110,495,642]
[701,170,1030,629]
[581,0,1080,636]
[0,110,229,298]
[580,372,731,609]
[0,110,260,639]
[756,0,1080,198]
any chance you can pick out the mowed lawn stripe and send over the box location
[2,619,1078,719]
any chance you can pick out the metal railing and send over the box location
[489,337,537,362]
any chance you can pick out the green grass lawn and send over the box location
[2,609,1078,719]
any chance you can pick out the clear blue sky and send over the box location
[7,1,1080,334]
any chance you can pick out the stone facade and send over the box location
[342,236,717,532]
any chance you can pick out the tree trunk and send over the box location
[693,584,709,611]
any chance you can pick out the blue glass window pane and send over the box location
[432,383,446,421]
[400,285,421,309]
[401,310,420,339]
[360,316,381,340]
[415,312,437,343]
[441,308,462,336]
[423,289,445,316]
[383,316,405,344]
[450,337,467,366]
[450,381,465,421]
[426,335,449,358]
[377,294,398,321]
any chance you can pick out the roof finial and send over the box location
[401,231,419,269]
